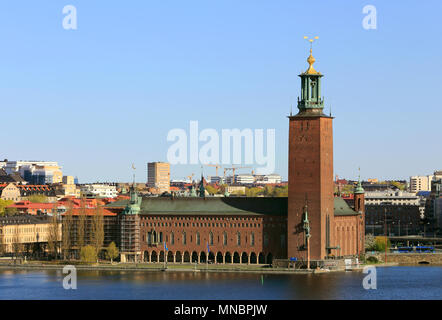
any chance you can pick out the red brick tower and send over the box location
[354,176,366,256]
[288,44,334,261]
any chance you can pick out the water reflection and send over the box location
[0,266,440,300]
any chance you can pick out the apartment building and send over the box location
[4,161,63,184]
[410,171,442,193]
[80,184,118,198]
[147,162,170,194]
[0,215,61,254]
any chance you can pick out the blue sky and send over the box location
[0,0,441,182]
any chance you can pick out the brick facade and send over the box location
[139,213,286,264]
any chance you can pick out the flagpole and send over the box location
[164,241,167,270]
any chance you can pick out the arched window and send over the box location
[196,232,200,245]
[209,232,214,246]
[171,232,175,245]
[250,232,255,246]
[159,232,163,243]
[182,232,187,245]
[237,232,241,246]
[223,232,227,246]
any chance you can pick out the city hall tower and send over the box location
[288,43,334,261]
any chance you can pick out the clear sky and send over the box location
[1,0,441,183]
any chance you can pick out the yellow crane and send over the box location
[187,173,194,183]
[203,164,222,177]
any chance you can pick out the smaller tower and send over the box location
[354,170,365,256]
[354,173,365,214]
[198,175,206,198]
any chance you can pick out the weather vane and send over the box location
[303,36,319,49]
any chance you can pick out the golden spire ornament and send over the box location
[303,36,320,75]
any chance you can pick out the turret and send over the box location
[354,175,365,214]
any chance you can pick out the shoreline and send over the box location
[0,261,406,274]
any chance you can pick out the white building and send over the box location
[209,176,224,184]
[365,190,422,206]
[80,184,118,198]
[410,172,442,193]
[224,174,255,185]
[4,160,63,184]
[255,174,282,184]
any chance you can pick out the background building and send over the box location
[363,189,425,236]
[0,183,21,202]
[424,178,442,235]
[254,174,282,185]
[80,184,118,198]
[0,168,25,184]
[147,162,170,194]
[53,176,80,198]
[410,172,442,193]
[0,215,61,256]
[3,161,63,184]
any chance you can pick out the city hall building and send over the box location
[106,48,365,266]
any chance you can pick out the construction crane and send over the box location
[187,173,195,183]
[224,166,252,185]
[203,164,222,177]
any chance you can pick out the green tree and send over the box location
[245,187,262,197]
[4,207,18,216]
[106,242,119,263]
[77,196,87,248]
[374,236,391,252]
[263,185,274,196]
[0,199,14,216]
[12,236,23,259]
[80,245,97,263]
[47,214,60,259]
[91,205,104,263]
[0,234,4,256]
[27,195,48,203]
[390,181,406,191]
[272,186,288,197]
[205,185,218,195]
[62,201,74,260]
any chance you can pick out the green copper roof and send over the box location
[354,180,365,194]
[333,197,360,216]
[107,196,359,217]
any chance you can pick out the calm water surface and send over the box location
[0,266,440,300]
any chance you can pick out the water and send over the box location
[0,266,440,300]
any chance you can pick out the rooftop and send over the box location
[107,196,359,217]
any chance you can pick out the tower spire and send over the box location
[296,36,324,115]
[131,163,136,187]
[303,36,320,75]
[354,167,364,194]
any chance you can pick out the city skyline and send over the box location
[1,1,441,182]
